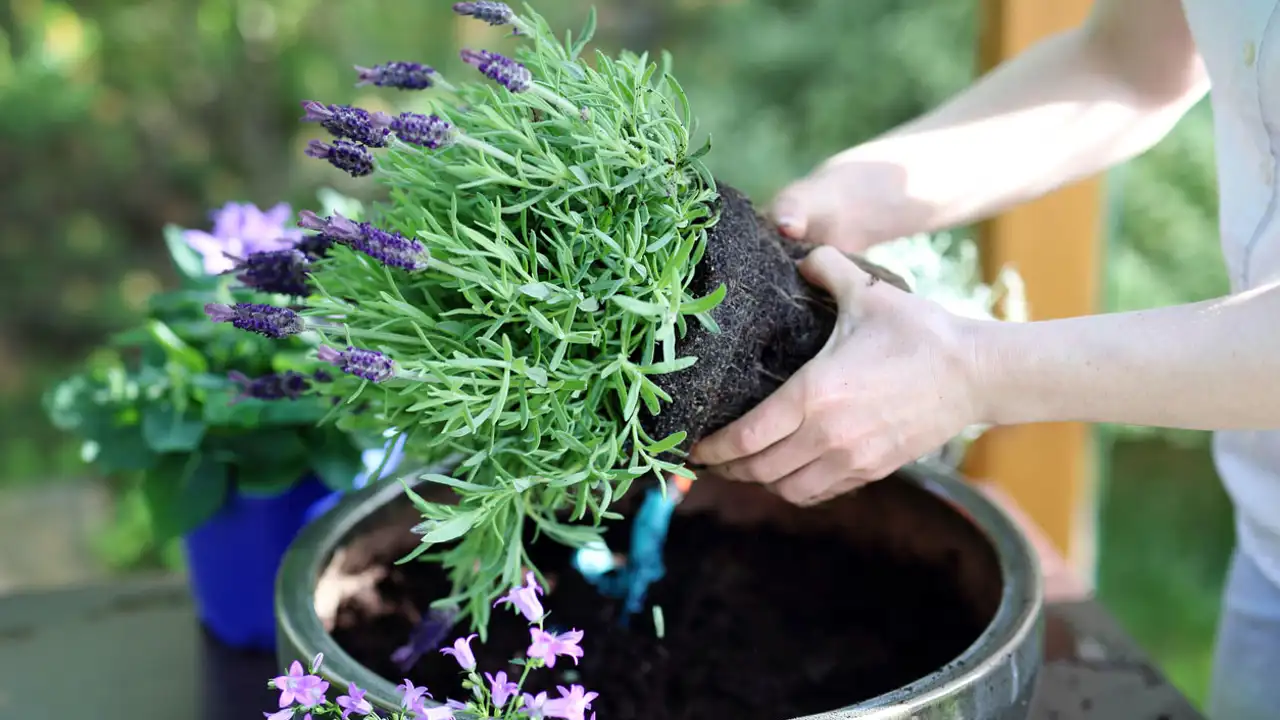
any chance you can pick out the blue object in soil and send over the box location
[573,484,678,627]
[183,474,333,651]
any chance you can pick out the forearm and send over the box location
[970,281,1280,430]
[832,26,1206,242]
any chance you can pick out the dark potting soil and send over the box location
[640,182,911,448]
[329,499,988,720]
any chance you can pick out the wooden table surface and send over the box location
[0,572,1204,720]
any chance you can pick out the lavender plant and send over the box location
[270,574,597,720]
[44,201,368,538]
[214,2,724,632]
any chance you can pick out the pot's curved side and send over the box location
[276,462,1043,719]
[800,461,1044,720]
[276,473,416,708]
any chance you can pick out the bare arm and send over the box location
[971,280,1280,430]
[775,0,1209,248]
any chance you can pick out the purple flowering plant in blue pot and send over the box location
[44,199,373,648]
[212,0,912,638]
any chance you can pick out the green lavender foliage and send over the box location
[304,6,722,632]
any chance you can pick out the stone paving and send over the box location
[0,481,115,594]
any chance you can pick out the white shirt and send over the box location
[1181,0,1280,588]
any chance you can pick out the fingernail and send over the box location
[776,215,801,237]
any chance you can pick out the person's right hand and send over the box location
[769,152,920,254]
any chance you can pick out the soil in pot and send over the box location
[640,182,911,447]
[328,478,993,720]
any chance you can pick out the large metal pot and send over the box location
[276,462,1044,719]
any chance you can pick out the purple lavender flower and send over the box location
[271,660,330,708]
[460,48,532,92]
[297,210,429,271]
[486,670,519,709]
[228,370,314,402]
[183,202,302,275]
[205,302,305,339]
[494,570,545,623]
[229,248,312,296]
[355,61,436,90]
[306,139,374,177]
[527,627,584,668]
[263,710,296,720]
[301,101,392,147]
[317,345,396,383]
[440,634,477,671]
[294,232,334,260]
[543,685,598,720]
[335,682,374,719]
[390,112,456,150]
[453,1,514,25]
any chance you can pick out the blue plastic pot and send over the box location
[183,475,333,651]
[183,437,409,651]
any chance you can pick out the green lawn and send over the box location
[1096,435,1236,709]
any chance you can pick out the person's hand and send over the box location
[688,246,985,505]
[769,152,923,253]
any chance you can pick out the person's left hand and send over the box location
[688,246,986,505]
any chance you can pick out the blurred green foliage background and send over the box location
[0,0,1232,707]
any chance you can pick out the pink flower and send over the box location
[522,691,550,717]
[494,571,545,622]
[397,678,433,713]
[486,670,519,709]
[271,660,329,708]
[417,704,455,720]
[543,684,598,720]
[336,682,374,718]
[440,634,477,670]
[527,628,584,668]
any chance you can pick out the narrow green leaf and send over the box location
[645,431,688,456]
[609,295,667,319]
[416,512,479,544]
[680,282,727,315]
[640,356,697,375]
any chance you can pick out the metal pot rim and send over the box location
[276,463,1043,718]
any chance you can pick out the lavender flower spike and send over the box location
[301,101,392,147]
[228,370,313,403]
[355,61,436,90]
[297,210,430,271]
[205,302,305,339]
[229,248,312,296]
[305,139,374,177]
[460,49,532,93]
[318,345,396,383]
[390,112,456,150]
[453,1,514,25]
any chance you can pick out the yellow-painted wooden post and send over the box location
[965,0,1103,578]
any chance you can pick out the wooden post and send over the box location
[965,0,1103,580]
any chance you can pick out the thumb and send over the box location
[798,246,896,313]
